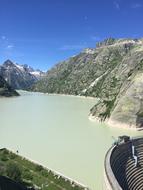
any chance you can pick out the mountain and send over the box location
[32,38,143,130]
[0,60,45,89]
[0,75,19,97]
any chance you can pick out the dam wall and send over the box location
[104,137,143,190]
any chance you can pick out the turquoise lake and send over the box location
[0,91,142,190]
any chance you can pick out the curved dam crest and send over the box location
[0,91,143,190]
[104,136,143,190]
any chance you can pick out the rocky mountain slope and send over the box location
[0,75,19,97]
[32,38,143,130]
[0,60,45,89]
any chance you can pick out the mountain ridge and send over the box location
[31,37,143,130]
[0,60,45,90]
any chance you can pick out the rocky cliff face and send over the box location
[32,38,143,130]
[0,60,45,89]
[0,75,19,97]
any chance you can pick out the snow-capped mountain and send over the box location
[0,60,45,89]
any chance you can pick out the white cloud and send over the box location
[60,45,85,51]
[6,45,14,49]
[131,3,142,9]
[0,37,23,59]
[1,36,6,40]
[114,1,120,10]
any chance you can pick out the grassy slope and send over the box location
[0,149,88,190]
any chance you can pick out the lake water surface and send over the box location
[0,91,142,190]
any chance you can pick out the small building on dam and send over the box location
[103,136,143,190]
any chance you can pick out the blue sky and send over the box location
[0,0,143,70]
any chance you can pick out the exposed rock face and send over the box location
[32,38,143,130]
[0,60,45,89]
[107,73,143,130]
[0,75,19,97]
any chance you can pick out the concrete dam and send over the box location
[104,136,143,190]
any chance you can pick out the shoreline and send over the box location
[107,119,143,131]
[8,149,90,190]
[20,90,143,132]
[46,92,96,100]
[21,90,96,100]
[89,114,143,131]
